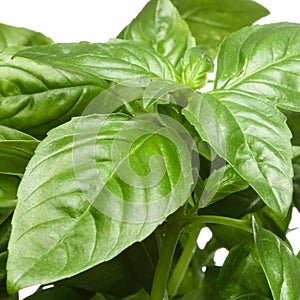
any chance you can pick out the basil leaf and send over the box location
[7,114,193,292]
[172,0,269,58]
[16,40,177,83]
[253,220,300,300]
[215,23,300,112]
[0,175,19,225]
[284,110,300,146]
[0,126,39,176]
[254,206,292,240]
[293,162,300,212]
[0,23,53,51]
[121,0,195,70]
[200,164,249,208]
[0,48,107,138]
[183,92,293,217]
[213,243,272,299]
[180,47,214,89]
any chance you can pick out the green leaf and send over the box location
[183,92,293,217]
[215,23,300,112]
[121,0,195,69]
[143,79,189,109]
[199,187,262,219]
[200,164,249,208]
[58,235,158,297]
[7,114,193,292]
[0,126,39,176]
[213,243,272,299]
[0,48,107,138]
[172,0,269,58]
[0,215,12,252]
[0,175,20,225]
[254,206,292,240]
[284,110,300,146]
[180,47,214,89]
[0,23,53,51]
[253,220,300,300]
[16,40,177,83]
[293,162,300,212]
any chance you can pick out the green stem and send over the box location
[185,215,253,233]
[150,221,183,300]
[168,229,201,298]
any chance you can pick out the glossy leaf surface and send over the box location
[0,48,107,138]
[183,92,293,217]
[200,164,249,208]
[121,0,195,69]
[253,221,300,300]
[7,114,193,292]
[215,23,300,112]
[0,126,39,176]
[172,0,269,58]
[16,40,177,83]
[213,243,271,299]
[0,23,53,51]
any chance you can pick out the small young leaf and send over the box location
[253,220,300,300]
[180,47,214,89]
[0,48,107,138]
[7,114,193,292]
[183,92,293,217]
[16,40,177,83]
[0,23,53,51]
[200,164,249,208]
[172,0,269,58]
[213,243,272,299]
[215,23,300,112]
[121,0,195,69]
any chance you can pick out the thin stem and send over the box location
[168,229,201,298]
[184,215,253,233]
[150,221,183,300]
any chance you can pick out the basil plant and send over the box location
[1,0,300,299]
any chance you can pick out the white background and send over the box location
[1,1,300,299]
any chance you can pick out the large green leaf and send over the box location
[253,220,300,300]
[183,92,293,217]
[120,0,195,70]
[215,23,300,112]
[213,243,272,299]
[0,23,53,51]
[0,48,107,138]
[16,40,177,83]
[172,0,269,58]
[0,126,39,176]
[7,113,193,292]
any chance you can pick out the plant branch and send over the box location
[184,215,253,233]
[168,229,201,298]
[150,217,183,300]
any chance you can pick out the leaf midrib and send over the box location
[219,53,300,90]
